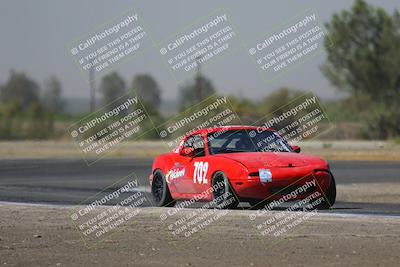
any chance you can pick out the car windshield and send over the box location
[207,129,293,155]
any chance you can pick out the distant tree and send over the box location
[28,101,48,138]
[323,0,400,138]
[257,88,306,116]
[255,88,313,133]
[42,75,64,114]
[0,71,39,111]
[323,0,400,99]
[227,95,256,123]
[178,76,216,110]
[131,74,161,108]
[100,72,126,107]
[0,101,20,139]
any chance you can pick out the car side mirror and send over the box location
[181,147,195,157]
[292,145,301,153]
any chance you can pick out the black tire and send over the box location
[212,171,239,209]
[151,170,176,207]
[315,174,336,210]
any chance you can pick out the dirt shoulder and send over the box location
[0,203,399,267]
[0,140,400,161]
[337,183,400,204]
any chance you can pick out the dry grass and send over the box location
[0,140,399,161]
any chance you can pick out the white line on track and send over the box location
[1,201,399,219]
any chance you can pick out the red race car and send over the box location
[149,126,336,209]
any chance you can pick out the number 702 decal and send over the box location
[193,161,209,184]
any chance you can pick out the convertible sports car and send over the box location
[149,126,336,209]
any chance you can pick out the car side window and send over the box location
[183,135,205,157]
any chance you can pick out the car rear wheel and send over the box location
[212,171,239,209]
[315,174,336,210]
[151,170,176,207]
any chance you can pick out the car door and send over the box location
[173,134,210,195]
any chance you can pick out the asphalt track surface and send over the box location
[0,159,399,216]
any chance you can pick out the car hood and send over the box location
[213,152,326,169]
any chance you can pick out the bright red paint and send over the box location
[149,126,334,203]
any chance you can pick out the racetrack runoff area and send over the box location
[0,203,399,266]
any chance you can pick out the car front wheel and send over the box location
[212,171,239,209]
[315,174,336,210]
[151,170,176,207]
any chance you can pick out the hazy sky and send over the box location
[0,0,399,101]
